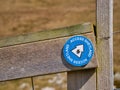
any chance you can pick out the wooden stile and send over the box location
[0,23,98,82]
[0,0,114,89]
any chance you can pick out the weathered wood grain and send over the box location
[96,0,113,90]
[67,69,96,90]
[0,33,97,81]
[67,31,97,90]
[0,23,92,48]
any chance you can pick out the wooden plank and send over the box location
[0,23,92,48]
[0,33,97,82]
[96,0,113,90]
[67,31,97,90]
[67,69,96,90]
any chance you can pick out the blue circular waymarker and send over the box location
[63,35,94,67]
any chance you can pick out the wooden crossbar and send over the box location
[0,23,97,82]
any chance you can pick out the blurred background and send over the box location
[0,0,119,90]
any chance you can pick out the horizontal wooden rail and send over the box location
[0,23,97,81]
[0,23,92,48]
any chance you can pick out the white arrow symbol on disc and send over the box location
[72,45,84,57]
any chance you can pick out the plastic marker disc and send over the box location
[62,35,94,67]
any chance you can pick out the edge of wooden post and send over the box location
[96,0,113,90]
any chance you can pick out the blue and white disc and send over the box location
[62,35,94,67]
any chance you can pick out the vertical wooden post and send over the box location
[67,69,96,90]
[96,0,113,90]
[67,32,97,90]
